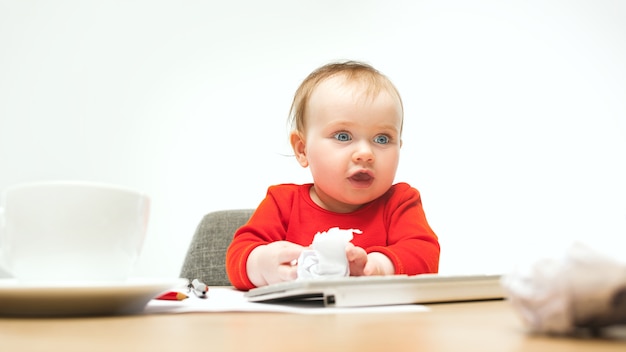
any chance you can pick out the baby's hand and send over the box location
[346,243,368,276]
[246,241,304,287]
[346,243,395,276]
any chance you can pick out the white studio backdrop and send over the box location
[1,0,625,279]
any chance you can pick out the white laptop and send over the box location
[244,273,505,307]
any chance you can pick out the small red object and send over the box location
[155,291,188,301]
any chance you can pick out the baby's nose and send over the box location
[352,142,374,163]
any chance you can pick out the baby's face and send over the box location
[297,76,403,213]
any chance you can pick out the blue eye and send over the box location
[374,135,390,144]
[334,132,351,142]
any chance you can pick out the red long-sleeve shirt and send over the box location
[226,182,440,290]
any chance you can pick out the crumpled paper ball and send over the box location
[296,227,362,280]
[501,242,626,334]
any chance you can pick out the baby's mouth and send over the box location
[351,172,372,181]
[349,171,374,187]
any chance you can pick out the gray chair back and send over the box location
[179,209,253,286]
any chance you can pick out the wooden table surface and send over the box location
[1,300,625,352]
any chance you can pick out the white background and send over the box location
[1,0,625,279]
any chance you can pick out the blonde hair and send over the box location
[288,60,404,135]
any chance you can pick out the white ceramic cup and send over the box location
[0,181,150,283]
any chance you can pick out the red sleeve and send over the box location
[366,183,440,275]
[225,185,293,290]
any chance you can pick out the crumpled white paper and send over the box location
[501,242,626,334]
[296,227,362,280]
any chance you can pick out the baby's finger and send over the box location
[277,242,304,264]
[363,261,382,276]
[345,244,366,262]
[277,263,298,282]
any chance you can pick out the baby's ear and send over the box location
[290,131,309,168]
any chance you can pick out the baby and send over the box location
[226,61,440,290]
